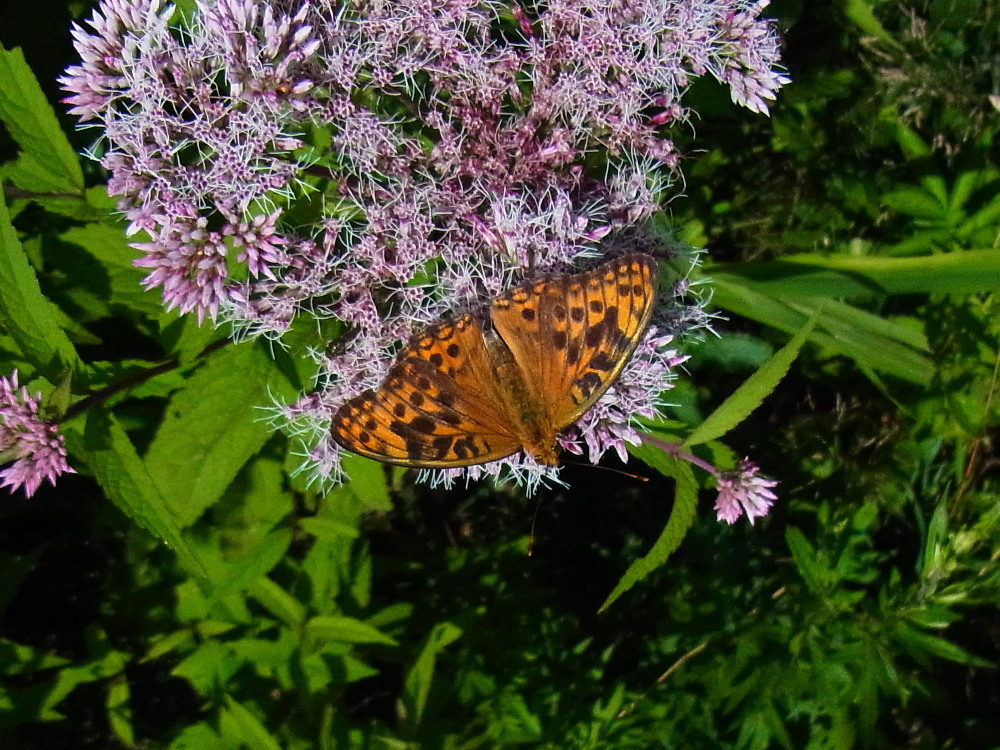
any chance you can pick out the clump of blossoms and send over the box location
[0,372,75,498]
[714,457,778,525]
[61,0,788,502]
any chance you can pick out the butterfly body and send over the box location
[481,328,560,465]
[332,254,659,468]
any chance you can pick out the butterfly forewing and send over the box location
[491,253,658,429]
[331,315,523,466]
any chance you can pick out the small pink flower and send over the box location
[0,371,75,498]
[714,457,778,525]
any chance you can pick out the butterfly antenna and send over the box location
[527,495,543,557]
[562,458,650,483]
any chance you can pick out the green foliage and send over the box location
[1,2,1000,749]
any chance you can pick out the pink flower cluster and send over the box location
[0,372,75,498]
[714,457,778,525]
[61,0,788,489]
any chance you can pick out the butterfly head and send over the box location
[525,440,560,467]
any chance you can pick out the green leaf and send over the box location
[299,517,361,540]
[143,341,295,527]
[600,451,698,610]
[247,576,307,628]
[59,224,164,317]
[303,616,399,648]
[958,195,1000,240]
[893,621,994,668]
[684,318,813,447]
[210,454,294,562]
[173,641,240,696]
[62,409,209,579]
[106,676,135,747]
[0,192,79,378]
[168,723,226,750]
[836,0,905,53]
[707,250,1000,299]
[709,279,933,384]
[889,117,932,160]
[220,697,283,750]
[918,503,949,579]
[400,622,463,731]
[194,526,294,594]
[145,630,197,662]
[0,46,84,195]
[340,454,393,512]
[43,649,130,723]
[881,188,947,222]
[785,526,838,594]
[0,638,69,676]
[688,332,774,370]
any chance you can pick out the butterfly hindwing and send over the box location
[331,314,523,467]
[491,253,658,429]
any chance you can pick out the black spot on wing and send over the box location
[585,321,605,348]
[576,371,602,400]
[432,435,452,459]
[589,352,614,371]
[453,437,483,459]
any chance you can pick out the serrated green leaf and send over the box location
[49,302,102,346]
[685,318,812,447]
[62,409,208,579]
[0,194,79,378]
[600,451,697,610]
[0,47,84,196]
[144,341,295,527]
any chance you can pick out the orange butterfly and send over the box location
[331,254,659,467]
